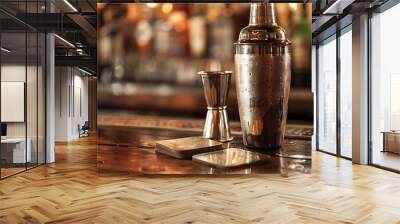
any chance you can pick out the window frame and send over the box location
[314,22,353,160]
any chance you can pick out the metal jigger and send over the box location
[199,71,233,142]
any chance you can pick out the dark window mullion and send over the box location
[36,0,39,167]
[0,19,2,179]
[44,0,47,164]
[336,28,341,157]
[367,11,373,165]
[25,0,28,171]
[316,44,320,151]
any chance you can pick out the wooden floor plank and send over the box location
[0,135,399,223]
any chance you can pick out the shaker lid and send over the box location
[236,3,290,45]
[237,25,290,45]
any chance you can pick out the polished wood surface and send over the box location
[97,113,312,175]
[97,126,311,176]
[98,126,311,175]
[97,112,314,140]
[0,167,25,178]
[1,135,400,223]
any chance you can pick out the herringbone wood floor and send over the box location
[1,136,400,224]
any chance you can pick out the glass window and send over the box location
[1,30,28,177]
[317,35,337,154]
[339,27,352,158]
[371,3,400,171]
[27,30,38,169]
[38,32,46,165]
[0,1,46,179]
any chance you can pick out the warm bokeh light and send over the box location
[127,4,140,21]
[146,3,158,8]
[98,3,312,121]
[289,3,298,11]
[168,12,187,32]
[97,3,106,11]
[162,3,173,14]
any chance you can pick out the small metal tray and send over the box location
[192,148,271,169]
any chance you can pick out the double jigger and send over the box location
[199,71,233,142]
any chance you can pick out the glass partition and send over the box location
[27,30,38,169]
[0,1,46,179]
[37,32,45,165]
[370,3,400,171]
[317,35,337,154]
[339,26,352,158]
[1,30,28,177]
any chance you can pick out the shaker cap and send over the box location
[236,3,290,45]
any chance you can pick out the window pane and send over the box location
[339,28,352,158]
[38,32,45,165]
[317,36,337,154]
[27,30,38,169]
[26,0,40,168]
[1,31,28,177]
[371,3,400,171]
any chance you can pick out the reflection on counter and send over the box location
[156,136,223,159]
[192,148,272,169]
[98,125,311,176]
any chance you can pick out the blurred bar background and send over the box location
[97,3,312,123]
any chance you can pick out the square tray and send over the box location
[155,136,223,159]
[192,148,271,169]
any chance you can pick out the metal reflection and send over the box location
[199,71,234,142]
[234,3,291,150]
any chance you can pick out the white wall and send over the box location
[1,82,25,122]
[1,65,36,138]
[72,73,89,138]
[1,63,46,164]
[55,67,89,141]
[55,66,70,141]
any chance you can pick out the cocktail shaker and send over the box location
[234,2,291,149]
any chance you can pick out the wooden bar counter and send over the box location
[97,113,312,176]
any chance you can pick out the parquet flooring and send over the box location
[1,135,400,223]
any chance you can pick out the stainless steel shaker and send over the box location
[199,71,233,142]
[234,2,291,149]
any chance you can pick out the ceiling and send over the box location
[2,0,315,75]
[0,0,97,73]
[312,0,390,43]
